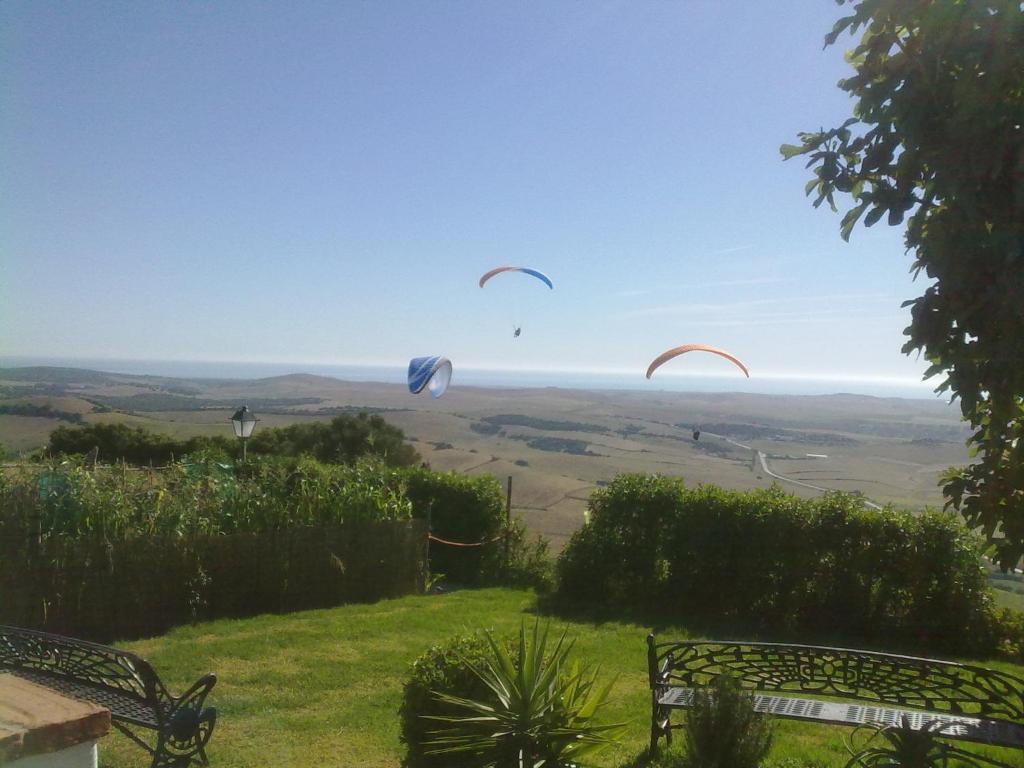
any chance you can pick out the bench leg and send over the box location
[649,696,672,756]
[149,740,209,768]
[151,674,218,768]
[149,709,216,768]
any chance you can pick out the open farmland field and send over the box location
[0,366,971,549]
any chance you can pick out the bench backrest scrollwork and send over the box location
[648,638,1024,725]
[0,625,169,712]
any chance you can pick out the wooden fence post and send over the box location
[505,475,512,565]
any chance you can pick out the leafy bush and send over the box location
[3,456,545,586]
[556,474,998,655]
[400,633,496,768]
[0,457,552,637]
[494,523,554,592]
[0,457,425,639]
[405,469,506,585]
[422,622,622,768]
[991,608,1024,663]
[557,474,685,606]
[0,456,413,541]
[679,674,772,768]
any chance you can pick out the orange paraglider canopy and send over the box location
[646,344,750,379]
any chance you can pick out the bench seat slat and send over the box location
[658,686,1024,749]
[9,669,163,729]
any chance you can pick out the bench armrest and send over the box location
[160,674,218,764]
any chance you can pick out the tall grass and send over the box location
[0,456,413,541]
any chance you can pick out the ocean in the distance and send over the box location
[0,356,940,400]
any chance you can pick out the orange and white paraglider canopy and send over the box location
[646,344,750,379]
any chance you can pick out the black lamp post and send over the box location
[230,406,258,461]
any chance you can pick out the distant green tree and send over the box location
[0,403,83,423]
[782,0,1024,569]
[49,423,179,464]
[48,413,419,467]
[47,423,237,464]
[249,413,420,467]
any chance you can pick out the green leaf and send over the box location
[779,143,810,160]
[839,202,868,241]
[863,206,885,227]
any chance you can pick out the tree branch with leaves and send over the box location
[782,0,1024,569]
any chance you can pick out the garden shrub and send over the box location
[404,469,506,585]
[991,608,1024,663]
[679,674,772,768]
[557,473,685,605]
[665,484,822,627]
[0,458,424,640]
[555,474,998,655]
[496,523,554,592]
[1,456,413,540]
[0,456,553,638]
[400,632,497,768]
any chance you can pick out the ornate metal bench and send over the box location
[647,636,1024,764]
[0,625,217,767]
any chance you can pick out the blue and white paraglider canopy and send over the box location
[407,356,453,398]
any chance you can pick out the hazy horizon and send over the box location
[0,354,941,401]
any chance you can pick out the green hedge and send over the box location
[1,521,427,642]
[404,469,506,585]
[0,457,413,540]
[1,455,427,641]
[556,475,999,656]
[0,458,541,638]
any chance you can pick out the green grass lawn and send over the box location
[101,588,1022,768]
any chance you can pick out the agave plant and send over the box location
[424,620,624,768]
[843,716,996,768]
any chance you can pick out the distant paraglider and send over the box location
[479,266,553,339]
[408,356,452,398]
[645,344,750,380]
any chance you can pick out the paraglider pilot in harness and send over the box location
[514,327,521,338]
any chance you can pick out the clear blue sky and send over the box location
[0,1,934,389]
